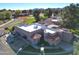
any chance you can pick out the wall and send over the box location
[14,26,44,45]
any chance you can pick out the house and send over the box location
[13,23,45,45]
[58,28,74,43]
[47,24,59,29]
[39,16,62,26]
[12,23,74,46]
[44,28,61,46]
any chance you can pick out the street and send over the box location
[0,19,19,55]
[0,35,16,55]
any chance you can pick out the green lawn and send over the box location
[23,16,36,25]
[70,29,79,35]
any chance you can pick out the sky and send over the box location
[0,3,70,10]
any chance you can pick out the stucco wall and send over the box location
[14,26,44,45]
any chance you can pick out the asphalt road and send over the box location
[0,19,21,28]
[0,34,16,55]
[0,19,18,55]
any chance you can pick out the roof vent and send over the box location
[34,25,38,29]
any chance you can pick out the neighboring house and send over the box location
[47,24,59,29]
[39,16,62,26]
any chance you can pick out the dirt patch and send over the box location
[17,16,28,22]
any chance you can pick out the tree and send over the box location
[0,10,12,21]
[29,9,32,15]
[0,9,6,12]
[61,3,79,29]
[14,10,22,17]
[33,9,40,22]
[0,12,6,20]
[44,9,49,18]
[22,10,27,13]
[44,8,53,18]
[5,11,12,19]
[48,8,53,18]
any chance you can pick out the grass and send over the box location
[23,16,36,25]
[5,20,22,33]
[4,16,35,34]
[70,28,79,55]
[8,21,21,30]
[70,29,79,35]
[73,40,79,55]
[69,28,79,55]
